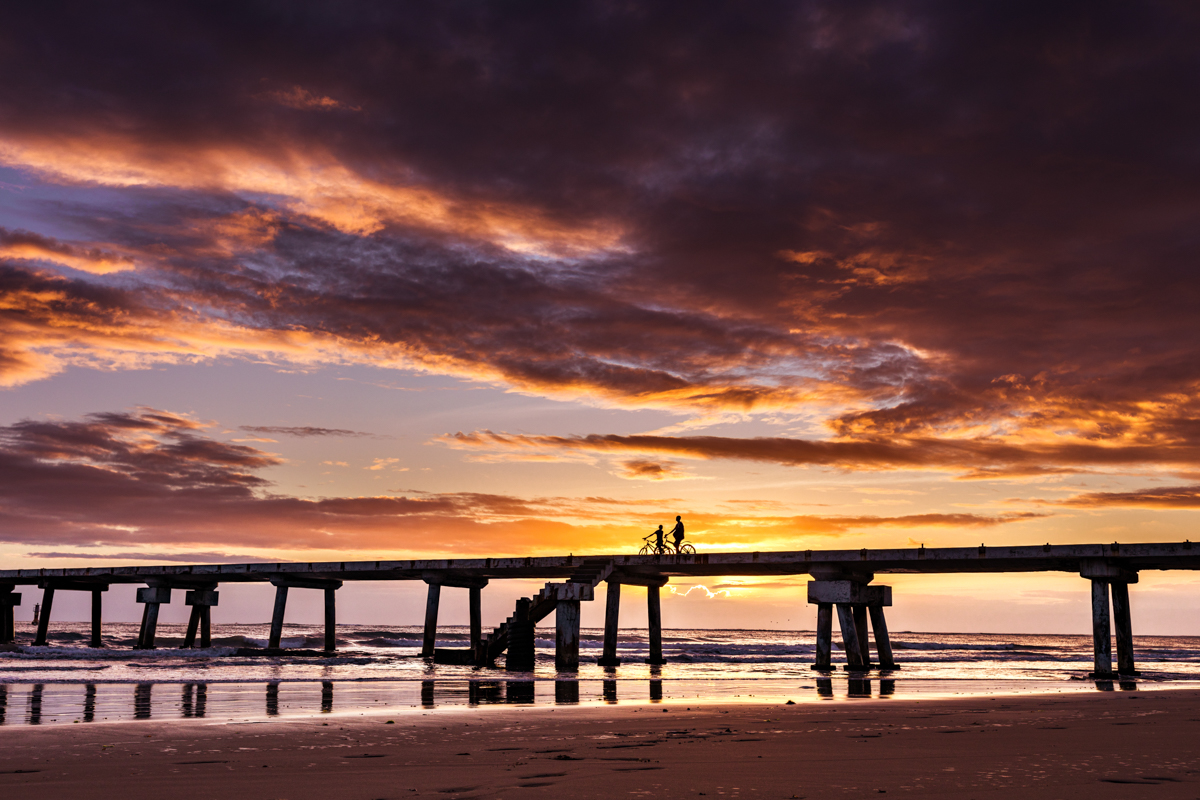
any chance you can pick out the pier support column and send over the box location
[135,586,171,650]
[1090,579,1113,677]
[422,583,441,658]
[598,581,622,667]
[200,605,212,648]
[324,587,337,652]
[809,580,890,670]
[1080,560,1138,678]
[268,584,289,649]
[0,588,20,644]
[33,586,54,646]
[812,602,833,670]
[90,590,103,648]
[1111,582,1137,675]
[646,585,665,665]
[506,598,534,671]
[556,599,581,672]
[853,605,872,666]
[183,589,219,649]
[469,586,482,658]
[868,605,897,669]
[836,604,864,668]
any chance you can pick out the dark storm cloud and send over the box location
[1,2,1199,468]
[1060,485,1200,509]
[240,425,374,438]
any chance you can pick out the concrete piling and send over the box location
[33,586,54,646]
[469,586,482,657]
[422,583,441,658]
[268,584,289,650]
[135,586,171,649]
[598,581,622,666]
[0,587,19,644]
[1111,581,1136,675]
[868,605,897,669]
[813,602,833,670]
[835,603,864,668]
[90,589,103,648]
[852,604,872,666]
[324,587,337,652]
[183,588,219,648]
[1090,579,1113,677]
[555,599,581,672]
[646,585,665,665]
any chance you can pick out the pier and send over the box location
[3,541,1198,678]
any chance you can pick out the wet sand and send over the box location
[2,689,1199,798]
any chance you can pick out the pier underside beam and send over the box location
[599,581,621,667]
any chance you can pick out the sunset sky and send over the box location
[3,2,1200,633]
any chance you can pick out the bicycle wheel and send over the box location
[679,543,696,555]
[638,543,653,555]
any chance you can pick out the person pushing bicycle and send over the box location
[642,524,666,554]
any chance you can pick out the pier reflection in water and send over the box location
[0,677,1143,724]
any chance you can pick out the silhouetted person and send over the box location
[669,516,685,551]
[654,524,664,553]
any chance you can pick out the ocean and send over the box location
[3,622,1199,725]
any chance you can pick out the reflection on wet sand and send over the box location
[84,683,96,722]
[321,680,333,713]
[134,683,152,719]
[555,680,579,705]
[181,683,206,718]
[28,683,43,724]
[0,677,1144,725]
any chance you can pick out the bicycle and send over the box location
[639,536,669,555]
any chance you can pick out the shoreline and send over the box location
[3,689,1200,798]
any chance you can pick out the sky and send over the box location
[2,1,1200,633]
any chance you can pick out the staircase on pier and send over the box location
[477,557,613,667]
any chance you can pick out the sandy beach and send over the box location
[1,688,1198,799]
